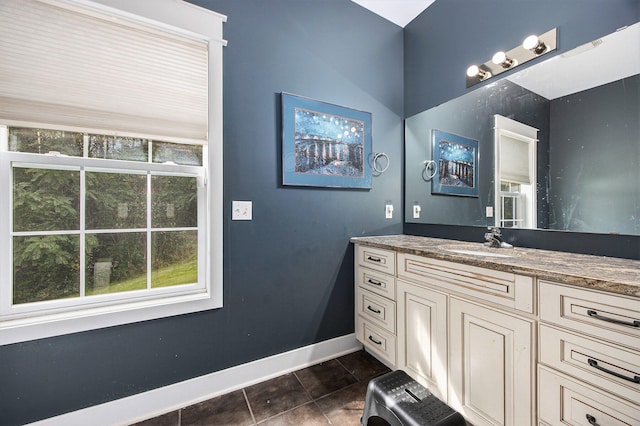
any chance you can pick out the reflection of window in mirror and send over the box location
[500,181,524,227]
[494,115,538,228]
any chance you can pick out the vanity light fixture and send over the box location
[465,27,557,87]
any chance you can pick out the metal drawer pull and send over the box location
[367,278,383,286]
[367,305,381,314]
[586,414,599,426]
[587,309,640,327]
[368,335,382,345]
[367,256,382,263]
[587,359,640,383]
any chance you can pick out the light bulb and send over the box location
[523,34,546,54]
[492,51,507,65]
[466,65,490,80]
[466,65,480,77]
[492,51,514,68]
[522,35,539,50]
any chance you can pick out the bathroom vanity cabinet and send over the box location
[353,235,640,426]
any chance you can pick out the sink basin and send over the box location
[445,249,513,258]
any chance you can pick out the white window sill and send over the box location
[0,291,221,345]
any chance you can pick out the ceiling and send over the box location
[350,0,435,27]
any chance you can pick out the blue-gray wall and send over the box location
[549,75,639,235]
[0,1,403,423]
[404,0,640,259]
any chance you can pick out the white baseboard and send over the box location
[30,334,361,426]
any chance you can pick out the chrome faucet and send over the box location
[484,226,503,248]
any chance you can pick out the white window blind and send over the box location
[499,134,531,184]
[0,0,209,144]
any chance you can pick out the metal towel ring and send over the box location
[372,152,390,174]
[424,160,437,180]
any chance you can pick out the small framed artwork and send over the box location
[282,92,372,188]
[431,129,479,197]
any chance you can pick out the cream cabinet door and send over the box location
[449,297,534,426]
[396,279,448,401]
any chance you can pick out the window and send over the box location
[494,115,538,229]
[4,126,205,309]
[0,0,226,344]
[499,181,524,228]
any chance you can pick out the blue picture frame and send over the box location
[282,93,372,188]
[431,129,479,197]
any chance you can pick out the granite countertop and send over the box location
[351,235,640,298]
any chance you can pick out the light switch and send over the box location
[385,202,394,219]
[232,201,252,220]
[486,206,494,217]
[413,203,421,219]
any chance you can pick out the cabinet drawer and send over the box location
[539,281,640,350]
[356,245,396,275]
[356,286,396,333]
[356,265,396,300]
[539,365,640,426]
[356,316,396,366]
[540,324,640,404]
[398,252,535,313]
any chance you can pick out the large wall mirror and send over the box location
[405,22,639,236]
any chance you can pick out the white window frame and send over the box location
[499,181,526,228]
[0,0,226,345]
[2,130,207,314]
[494,115,538,229]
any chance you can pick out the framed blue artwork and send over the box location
[431,129,479,197]
[282,93,372,188]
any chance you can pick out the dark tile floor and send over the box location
[132,349,390,425]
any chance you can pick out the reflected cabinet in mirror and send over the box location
[405,23,639,236]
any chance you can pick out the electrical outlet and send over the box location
[486,206,494,217]
[232,201,252,220]
[385,203,393,219]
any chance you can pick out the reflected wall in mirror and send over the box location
[405,22,640,236]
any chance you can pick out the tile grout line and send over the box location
[305,358,360,424]
[292,370,334,424]
[312,399,333,425]
[253,402,320,425]
[242,388,257,425]
[292,370,316,404]
[334,357,360,383]
[251,371,316,425]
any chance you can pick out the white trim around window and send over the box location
[0,0,226,345]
